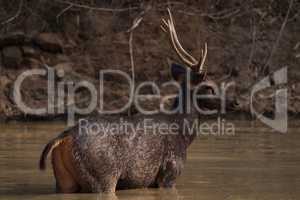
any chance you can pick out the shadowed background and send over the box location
[0,0,299,121]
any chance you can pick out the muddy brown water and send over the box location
[0,120,299,200]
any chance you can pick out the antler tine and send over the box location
[161,8,208,73]
[167,20,195,67]
[160,19,168,33]
[167,8,198,65]
[161,15,195,67]
[197,43,208,73]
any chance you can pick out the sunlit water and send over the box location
[0,120,299,200]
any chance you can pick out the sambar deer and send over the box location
[39,9,210,193]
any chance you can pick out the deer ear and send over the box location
[170,63,188,81]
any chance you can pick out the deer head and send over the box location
[161,8,210,114]
[161,8,208,81]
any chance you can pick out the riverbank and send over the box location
[0,0,299,121]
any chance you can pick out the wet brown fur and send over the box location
[39,130,71,170]
[51,136,80,193]
[39,131,81,193]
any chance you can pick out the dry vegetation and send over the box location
[0,0,299,121]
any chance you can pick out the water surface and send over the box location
[0,121,299,200]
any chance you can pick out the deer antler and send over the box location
[161,8,208,74]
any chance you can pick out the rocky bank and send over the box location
[0,0,299,121]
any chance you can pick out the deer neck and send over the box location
[171,82,198,148]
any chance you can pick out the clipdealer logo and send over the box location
[251,67,288,133]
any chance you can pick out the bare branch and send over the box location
[54,0,139,12]
[56,4,74,24]
[247,17,257,69]
[1,0,24,25]
[128,16,143,83]
[263,0,294,72]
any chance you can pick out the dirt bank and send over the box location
[0,0,299,121]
